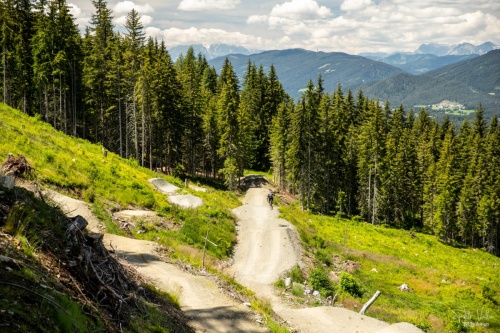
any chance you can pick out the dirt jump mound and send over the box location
[149,178,180,194]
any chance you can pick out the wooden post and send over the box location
[360,290,381,315]
[202,228,209,270]
[202,226,218,270]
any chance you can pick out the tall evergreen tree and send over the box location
[217,59,241,190]
[357,100,386,224]
[83,0,115,144]
[270,100,292,191]
[176,47,205,175]
[150,41,184,174]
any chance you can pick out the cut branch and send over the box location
[359,290,381,315]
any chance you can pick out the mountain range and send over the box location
[168,42,499,115]
[207,48,499,114]
[359,42,498,74]
[168,43,262,61]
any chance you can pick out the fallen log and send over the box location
[359,290,381,315]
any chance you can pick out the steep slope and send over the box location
[208,49,403,99]
[362,50,500,112]
[361,73,497,110]
[426,49,500,95]
[379,53,478,74]
[229,179,424,333]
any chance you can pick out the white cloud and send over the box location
[270,0,331,20]
[247,15,268,24]
[340,0,372,12]
[114,14,154,27]
[113,1,154,15]
[68,3,82,17]
[146,26,288,50]
[178,0,240,11]
[244,0,500,53]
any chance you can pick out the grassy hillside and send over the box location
[0,104,291,332]
[0,103,239,262]
[278,202,500,332]
[378,53,477,75]
[0,186,193,333]
[426,50,500,95]
[361,72,499,114]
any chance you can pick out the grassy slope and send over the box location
[280,203,500,333]
[4,104,499,332]
[0,104,239,260]
[0,104,289,332]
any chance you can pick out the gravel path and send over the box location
[46,178,423,333]
[228,176,424,333]
[47,191,265,333]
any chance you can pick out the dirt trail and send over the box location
[45,190,265,333]
[228,176,423,333]
[44,179,422,333]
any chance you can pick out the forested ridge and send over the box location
[1,0,499,255]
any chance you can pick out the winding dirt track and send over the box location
[229,176,424,333]
[45,190,266,333]
[45,178,423,333]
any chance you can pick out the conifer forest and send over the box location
[1,0,499,255]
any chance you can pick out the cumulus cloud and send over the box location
[270,0,331,20]
[340,0,372,12]
[113,1,154,14]
[68,3,82,17]
[247,0,331,37]
[68,3,91,31]
[245,0,500,53]
[178,0,240,11]
[144,26,286,50]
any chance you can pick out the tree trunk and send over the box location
[372,157,378,225]
[360,290,381,315]
[368,168,371,223]
[133,87,139,160]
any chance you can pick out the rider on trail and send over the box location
[267,190,274,207]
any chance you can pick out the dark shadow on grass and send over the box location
[112,249,161,266]
[239,175,268,191]
[185,306,263,333]
[186,175,228,191]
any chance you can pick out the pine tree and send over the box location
[237,60,260,170]
[457,106,487,246]
[217,58,241,190]
[270,100,292,191]
[200,65,220,178]
[430,125,459,241]
[83,0,115,144]
[478,116,500,254]
[357,100,386,224]
[343,89,359,216]
[123,8,145,161]
[150,41,185,174]
[176,47,205,175]
[287,78,322,210]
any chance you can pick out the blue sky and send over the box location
[68,0,500,54]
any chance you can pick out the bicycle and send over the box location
[267,193,274,210]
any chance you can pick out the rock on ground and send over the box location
[168,194,203,209]
[149,178,180,194]
[114,210,157,218]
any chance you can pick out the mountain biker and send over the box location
[267,190,274,207]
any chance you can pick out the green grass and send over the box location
[280,202,500,333]
[244,169,273,180]
[444,109,476,116]
[0,103,238,261]
[1,104,286,332]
